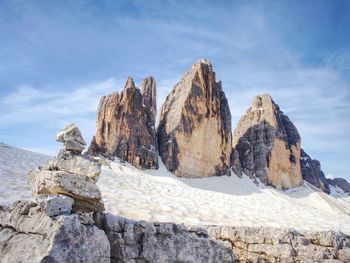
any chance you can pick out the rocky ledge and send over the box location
[1,200,350,263]
[207,225,350,263]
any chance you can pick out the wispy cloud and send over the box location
[0,0,349,179]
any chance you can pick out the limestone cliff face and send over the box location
[300,149,330,193]
[233,94,302,189]
[140,76,157,122]
[157,59,232,178]
[89,77,158,169]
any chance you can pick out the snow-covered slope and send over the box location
[1,143,349,234]
[0,142,52,204]
[98,159,350,234]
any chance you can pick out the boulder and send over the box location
[56,123,86,154]
[157,59,232,178]
[233,94,303,189]
[300,149,330,193]
[28,170,104,213]
[89,77,158,169]
[36,194,74,217]
[44,149,101,182]
[0,200,110,263]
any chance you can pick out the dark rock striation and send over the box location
[89,77,158,169]
[157,59,232,178]
[233,94,302,189]
[300,149,330,193]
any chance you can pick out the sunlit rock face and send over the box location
[157,59,232,178]
[89,77,158,169]
[233,94,303,189]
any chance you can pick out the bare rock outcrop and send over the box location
[207,225,350,263]
[300,149,330,193]
[93,212,235,263]
[233,94,303,189]
[157,59,232,178]
[89,77,158,169]
[0,200,110,263]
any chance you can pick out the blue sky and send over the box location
[0,0,349,180]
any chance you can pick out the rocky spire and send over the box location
[157,59,232,178]
[233,94,303,189]
[88,77,158,169]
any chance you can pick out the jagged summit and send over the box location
[89,76,158,169]
[157,59,232,178]
[233,93,302,189]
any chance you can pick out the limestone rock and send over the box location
[28,170,104,213]
[93,212,235,263]
[206,225,350,263]
[89,77,158,169]
[328,178,350,193]
[233,94,303,189]
[44,149,101,182]
[140,76,157,121]
[36,194,74,217]
[300,149,330,193]
[0,200,110,263]
[157,59,232,178]
[56,123,86,153]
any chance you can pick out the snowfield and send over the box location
[0,143,52,204]
[1,143,350,234]
[99,159,350,234]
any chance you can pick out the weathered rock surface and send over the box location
[328,178,350,193]
[140,76,157,121]
[56,123,86,154]
[207,225,350,263]
[29,170,104,212]
[89,77,158,169]
[233,94,303,189]
[36,194,74,217]
[2,200,350,263]
[93,212,235,263]
[157,59,232,178]
[44,149,101,182]
[300,149,331,193]
[0,200,110,263]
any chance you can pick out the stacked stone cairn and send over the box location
[28,123,105,216]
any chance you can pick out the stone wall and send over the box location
[207,225,350,263]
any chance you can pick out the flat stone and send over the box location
[28,170,104,213]
[45,150,101,182]
[36,194,74,217]
[56,123,86,153]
